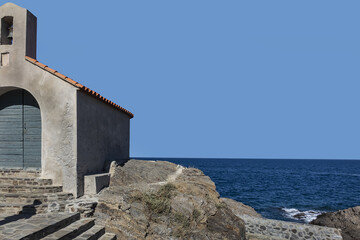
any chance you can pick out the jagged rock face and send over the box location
[94,160,246,240]
[221,198,262,218]
[311,206,360,240]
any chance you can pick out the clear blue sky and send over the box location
[7,1,360,159]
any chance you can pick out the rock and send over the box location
[65,195,98,218]
[109,161,118,177]
[221,197,262,218]
[311,206,360,240]
[207,207,246,239]
[95,159,246,240]
[109,160,179,186]
[293,213,305,219]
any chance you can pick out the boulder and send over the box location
[95,160,246,240]
[311,206,360,240]
[221,197,262,218]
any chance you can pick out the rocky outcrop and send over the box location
[223,197,342,240]
[222,197,262,218]
[311,206,360,240]
[93,159,343,240]
[94,160,246,240]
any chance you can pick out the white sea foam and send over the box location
[282,208,324,223]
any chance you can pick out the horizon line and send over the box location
[131,157,360,161]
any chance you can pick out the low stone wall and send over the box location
[240,215,342,240]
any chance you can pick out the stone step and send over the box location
[0,192,73,205]
[0,203,48,216]
[0,213,37,226]
[0,203,24,215]
[0,200,71,216]
[21,203,50,215]
[73,225,105,240]
[0,169,40,178]
[0,185,62,194]
[98,233,116,240]
[0,177,53,186]
[0,192,73,215]
[41,218,95,240]
[0,212,80,240]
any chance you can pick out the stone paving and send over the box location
[0,170,117,239]
[41,218,95,240]
[0,212,116,239]
[73,225,105,240]
[0,212,79,240]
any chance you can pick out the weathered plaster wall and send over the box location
[0,60,79,195]
[0,3,81,196]
[76,91,130,196]
[0,63,80,195]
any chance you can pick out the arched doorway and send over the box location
[0,89,41,169]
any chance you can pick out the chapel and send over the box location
[0,3,133,196]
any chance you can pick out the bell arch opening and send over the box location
[0,87,41,170]
[1,16,13,45]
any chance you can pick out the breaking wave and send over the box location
[282,208,324,223]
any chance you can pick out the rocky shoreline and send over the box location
[311,206,360,240]
[83,159,358,240]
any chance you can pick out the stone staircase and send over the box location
[0,170,116,240]
[0,212,116,240]
[0,170,70,216]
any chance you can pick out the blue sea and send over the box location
[136,158,360,223]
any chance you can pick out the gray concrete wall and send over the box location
[76,91,130,196]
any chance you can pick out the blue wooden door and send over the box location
[0,90,24,168]
[0,89,41,169]
[23,91,41,169]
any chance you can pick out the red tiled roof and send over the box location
[25,56,134,118]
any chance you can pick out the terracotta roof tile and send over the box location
[54,72,67,79]
[25,56,134,118]
[36,62,47,68]
[45,67,57,74]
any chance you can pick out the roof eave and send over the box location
[25,56,134,119]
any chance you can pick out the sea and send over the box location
[135,158,360,223]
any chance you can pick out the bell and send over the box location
[7,25,13,39]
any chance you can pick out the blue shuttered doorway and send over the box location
[0,89,41,169]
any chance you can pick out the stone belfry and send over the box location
[0,2,37,67]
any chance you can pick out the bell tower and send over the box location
[0,3,37,66]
